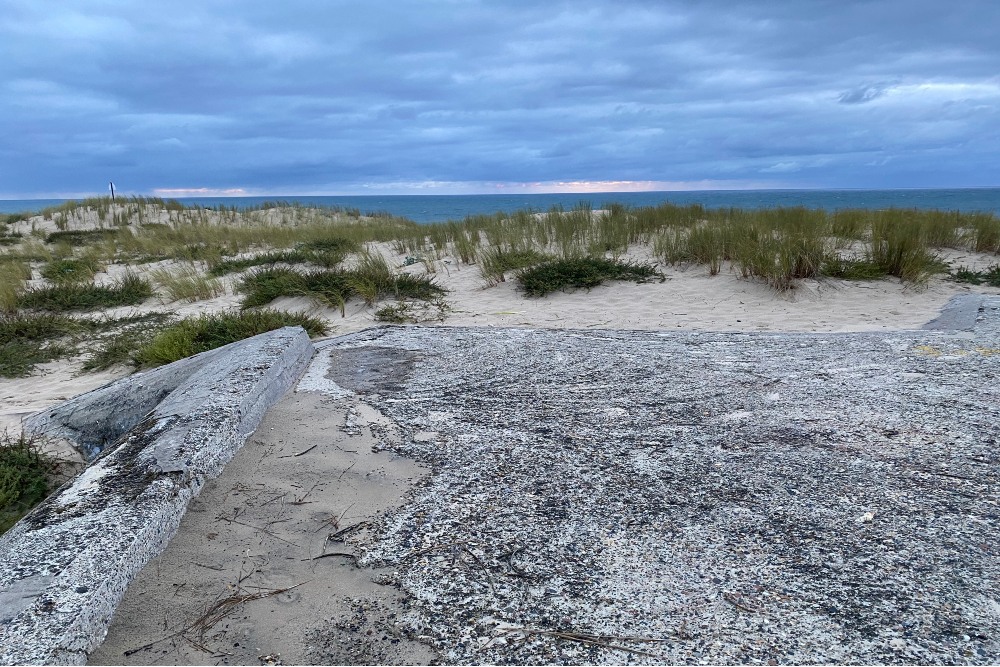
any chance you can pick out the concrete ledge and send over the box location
[0,327,314,665]
[922,293,985,331]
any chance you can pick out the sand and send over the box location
[87,390,436,665]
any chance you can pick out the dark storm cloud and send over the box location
[1,0,998,196]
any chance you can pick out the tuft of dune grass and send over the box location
[133,310,328,368]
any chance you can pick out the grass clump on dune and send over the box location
[478,246,550,285]
[0,431,77,534]
[44,229,118,246]
[237,253,446,315]
[41,256,104,284]
[0,312,79,377]
[149,264,225,303]
[517,257,664,297]
[133,309,328,368]
[208,250,314,276]
[16,273,153,312]
[206,237,357,276]
[80,312,176,371]
[950,264,1000,287]
[0,261,32,312]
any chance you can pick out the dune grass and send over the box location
[0,431,77,534]
[0,312,79,377]
[478,246,551,285]
[6,197,1000,309]
[133,309,328,368]
[44,229,119,246]
[16,273,153,312]
[79,312,175,371]
[0,261,32,312]
[517,257,664,297]
[149,264,225,303]
[237,253,446,314]
[41,256,104,284]
[951,264,1000,287]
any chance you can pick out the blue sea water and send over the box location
[2,188,999,224]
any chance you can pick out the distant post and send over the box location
[109,181,116,202]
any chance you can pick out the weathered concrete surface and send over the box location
[0,327,313,666]
[286,299,998,664]
[922,293,987,332]
[22,343,247,460]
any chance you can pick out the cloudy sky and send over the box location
[1,0,998,199]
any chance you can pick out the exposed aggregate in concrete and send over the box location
[319,299,1000,665]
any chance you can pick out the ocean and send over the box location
[2,188,999,224]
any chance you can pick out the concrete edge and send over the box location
[922,293,985,331]
[0,327,315,665]
[22,343,234,460]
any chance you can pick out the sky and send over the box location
[1,0,998,199]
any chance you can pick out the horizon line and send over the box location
[4,184,1000,202]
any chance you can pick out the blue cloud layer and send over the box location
[2,0,998,197]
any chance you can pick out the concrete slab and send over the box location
[0,327,314,665]
[89,299,1000,664]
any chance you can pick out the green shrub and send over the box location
[134,310,328,367]
[41,257,103,284]
[16,273,153,311]
[0,432,66,534]
[517,257,663,297]
[950,264,1000,287]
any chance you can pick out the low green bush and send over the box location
[0,432,65,534]
[951,264,1000,287]
[41,257,103,284]
[516,257,663,297]
[16,273,153,311]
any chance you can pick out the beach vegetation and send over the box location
[80,312,175,371]
[133,309,328,368]
[237,256,445,314]
[950,264,1000,287]
[0,312,79,377]
[0,431,78,535]
[149,264,225,303]
[517,257,664,297]
[44,229,118,246]
[374,299,451,324]
[207,250,316,276]
[479,246,551,285]
[41,256,104,284]
[0,261,32,312]
[17,273,153,312]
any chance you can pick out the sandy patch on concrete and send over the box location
[88,390,436,666]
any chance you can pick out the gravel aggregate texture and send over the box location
[308,298,1000,665]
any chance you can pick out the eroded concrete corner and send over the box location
[0,327,314,666]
